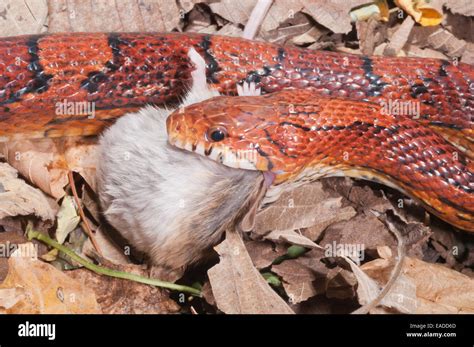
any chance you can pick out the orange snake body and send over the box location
[167,90,474,232]
[0,32,472,230]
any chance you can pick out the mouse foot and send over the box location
[237,81,261,96]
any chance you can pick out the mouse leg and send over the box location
[237,81,262,96]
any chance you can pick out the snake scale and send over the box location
[0,32,472,231]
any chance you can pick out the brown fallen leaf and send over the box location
[0,243,101,313]
[362,256,474,313]
[320,213,396,258]
[461,42,474,65]
[302,206,356,242]
[255,182,345,236]
[325,267,358,300]
[344,255,418,314]
[0,230,29,282]
[303,0,372,34]
[383,16,415,56]
[0,162,57,221]
[356,16,387,56]
[265,229,322,249]
[404,45,449,59]
[264,12,316,45]
[1,137,98,199]
[444,0,474,17]
[208,229,294,314]
[210,0,304,34]
[245,240,286,270]
[425,28,467,58]
[48,0,180,32]
[67,264,180,314]
[0,0,48,36]
[272,249,328,304]
[443,12,473,43]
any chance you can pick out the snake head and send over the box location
[166,93,307,184]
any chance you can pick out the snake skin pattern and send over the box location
[0,32,472,231]
[0,32,472,154]
[167,89,474,232]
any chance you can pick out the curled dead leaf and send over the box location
[208,229,294,314]
[0,243,101,313]
[0,162,57,221]
[362,256,474,313]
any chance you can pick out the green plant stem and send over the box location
[27,227,201,297]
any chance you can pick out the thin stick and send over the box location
[242,0,273,40]
[352,219,406,314]
[67,170,102,255]
[27,227,201,297]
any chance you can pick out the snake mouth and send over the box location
[168,135,276,186]
[169,136,263,171]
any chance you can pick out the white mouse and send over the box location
[97,48,262,273]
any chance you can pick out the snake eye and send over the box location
[207,126,228,142]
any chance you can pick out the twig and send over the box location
[242,0,273,40]
[27,226,201,297]
[67,170,102,255]
[352,219,406,314]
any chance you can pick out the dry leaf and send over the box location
[404,45,449,59]
[256,182,344,235]
[345,256,418,313]
[0,162,57,221]
[245,240,286,270]
[210,0,303,33]
[0,0,48,36]
[265,229,322,249]
[291,26,325,46]
[302,206,356,241]
[325,267,358,299]
[0,243,101,313]
[56,196,80,244]
[425,28,466,58]
[208,229,294,314]
[303,0,372,34]
[0,230,29,281]
[320,214,395,257]
[362,256,474,313]
[461,42,474,65]
[2,137,98,199]
[272,250,328,304]
[67,265,180,314]
[356,16,387,56]
[48,0,180,32]
[264,12,315,45]
[384,16,415,56]
[444,0,474,17]
[263,2,306,32]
